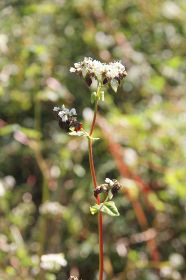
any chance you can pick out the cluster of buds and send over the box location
[94,178,122,198]
[70,57,127,91]
[53,105,82,132]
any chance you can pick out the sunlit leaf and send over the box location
[90,201,120,216]
[100,201,120,216]
[90,204,100,215]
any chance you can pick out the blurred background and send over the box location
[0,0,186,279]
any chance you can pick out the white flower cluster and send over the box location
[70,57,127,91]
[105,178,115,187]
[40,253,67,272]
[53,105,77,122]
[39,201,64,218]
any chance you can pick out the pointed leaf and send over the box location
[90,204,100,215]
[90,201,120,216]
[100,201,120,216]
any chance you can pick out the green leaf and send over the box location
[90,201,120,216]
[110,79,119,93]
[90,204,100,215]
[101,201,120,216]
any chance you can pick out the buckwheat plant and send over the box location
[53,57,127,280]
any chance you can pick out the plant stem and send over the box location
[90,100,98,137]
[88,94,104,280]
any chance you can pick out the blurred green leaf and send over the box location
[90,201,120,217]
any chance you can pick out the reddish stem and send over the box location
[88,100,104,280]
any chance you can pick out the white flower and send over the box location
[39,201,64,218]
[70,57,127,92]
[40,253,67,272]
[53,105,77,122]
[53,106,61,112]
[58,111,68,122]
[70,108,77,116]
[105,178,115,187]
[69,67,76,73]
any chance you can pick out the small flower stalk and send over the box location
[54,57,127,280]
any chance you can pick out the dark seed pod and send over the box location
[94,186,102,197]
[94,184,110,197]
[69,117,82,132]
[103,78,108,85]
[69,117,83,132]
[85,76,92,87]
[58,118,70,132]
[74,122,83,132]
[111,180,121,195]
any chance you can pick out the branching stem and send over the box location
[88,84,104,280]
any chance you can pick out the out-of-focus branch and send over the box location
[96,116,153,202]
[97,115,160,261]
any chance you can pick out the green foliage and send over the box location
[90,201,120,217]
